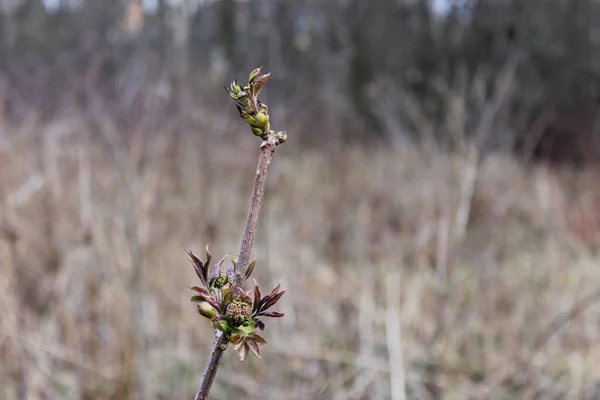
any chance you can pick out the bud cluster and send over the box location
[225,298,253,327]
[187,246,286,361]
[226,67,287,145]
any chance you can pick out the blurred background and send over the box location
[1,0,600,399]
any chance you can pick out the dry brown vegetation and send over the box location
[1,108,600,399]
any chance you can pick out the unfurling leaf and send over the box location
[259,311,285,318]
[209,257,226,287]
[253,73,271,96]
[256,284,286,313]
[240,110,256,125]
[189,286,209,296]
[207,299,222,314]
[263,288,286,311]
[246,257,257,280]
[204,245,212,271]
[187,249,207,284]
[248,67,262,84]
[222,284,234,305]
[190,294,210,304]
[252,280,262,313]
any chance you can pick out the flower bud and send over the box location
[254,112,269,129]
[198,302,218,319]
[225,299,253,327]
[275,131,288,144]
[241,112,256,126]
[249,67,262,84]
[214,271,233,289]
[252,127,263,136]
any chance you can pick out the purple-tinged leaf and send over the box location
[262,287,286,312]
[253,73,271,96]
[189,286,209,295]
[186,249,205,283]
[205,297,222,314]
[209,257,226,287]
[190,294,211,304]
[259,311,285,318]
[204,245,212,271]
[253,280,262,314]
[255,319,265,331]
[256,283,280,311]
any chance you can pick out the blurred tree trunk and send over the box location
[219,0,237,71]
[14,0,46,45]
[171,0,189,82]
[156,0,168,54]
[347,0,387,135]
[0,4,17,50]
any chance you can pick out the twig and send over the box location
[194,135,278,400]
[194,331,230,400]
[234,135,278,288]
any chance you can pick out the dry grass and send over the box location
[1,113,600,400]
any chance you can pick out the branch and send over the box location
[194,331,229,400]
[192,67,286,400]
[234,135,278,288]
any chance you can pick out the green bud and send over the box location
[275,131,288,144]
[198,302,218,319]
[249,67,262,84]
[252,127,263,136]
[254,112,269,129]
[241,111,256,126]
[214,271,233,289]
